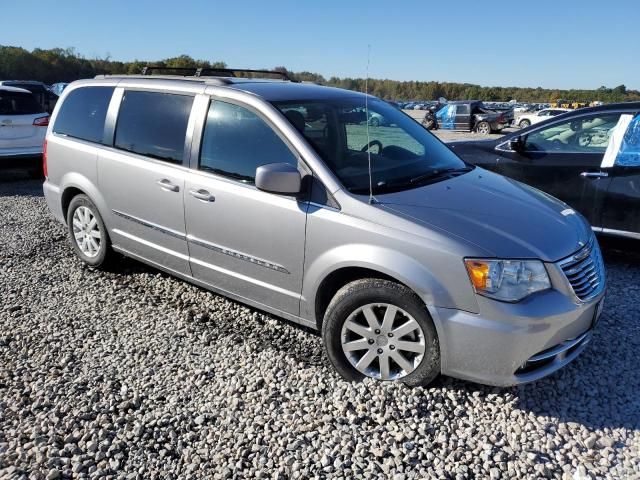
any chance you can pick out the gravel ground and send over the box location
[0,170,639,480]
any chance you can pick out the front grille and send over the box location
[559,237,605,301]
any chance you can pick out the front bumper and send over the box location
[427,252,605,386]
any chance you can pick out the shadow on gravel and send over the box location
[0,171,44,197]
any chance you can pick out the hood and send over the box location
[376,168,591,262]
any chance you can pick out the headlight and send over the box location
[464,259,550,302]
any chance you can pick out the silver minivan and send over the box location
[43,70,605,387]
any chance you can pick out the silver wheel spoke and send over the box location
[355,349,377,371]
[88,237,99,253]
[343,338,370,352]
[392,318,420,338]
[396,339,426,354]
[362,305,380,330]
[379,354,391,380]
[344,320,372,339]
[380,305,397,332]
[390,351,414,373]
[72,206,101,258]
[341,302,426,381]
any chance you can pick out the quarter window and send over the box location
[199,101,298,183]
[456,104,470,115]
[114,91,193,164]
[53,87,114,144]
[524,113,622,153]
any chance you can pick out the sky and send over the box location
[3,0,639,90]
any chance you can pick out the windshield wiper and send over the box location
[409,166,473,184]
[348,166,474,195]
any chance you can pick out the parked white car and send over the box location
[0,86,49,176]
[518,108,571,128]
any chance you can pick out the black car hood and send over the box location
[376,168,591,262]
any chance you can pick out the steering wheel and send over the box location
[361,140,383,153]
[577,133,592,147]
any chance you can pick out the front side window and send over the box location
[524,113,622,153]
[274,97,468,194]
[114,91,193,164]
[199,101,298,183]
[53,87,114,144]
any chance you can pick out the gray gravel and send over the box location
[1,171,639,479]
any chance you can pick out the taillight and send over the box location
[43,139,48,178]
[33,116,49,127]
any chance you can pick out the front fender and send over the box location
[302,243,476,323]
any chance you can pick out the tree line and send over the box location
[2,46,638,103]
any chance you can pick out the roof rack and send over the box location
[140,66,297,82]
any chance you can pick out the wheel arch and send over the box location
[303,245,455,330]
[59,173,110,226]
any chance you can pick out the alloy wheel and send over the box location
[341,303,426,380]
[72,206,102,258]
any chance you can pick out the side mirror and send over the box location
[508,136,524,152]
[255,163,301,195]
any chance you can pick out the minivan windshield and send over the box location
[273,97,469,194]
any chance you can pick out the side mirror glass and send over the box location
[255,163,301,195]
[508,136,524,152]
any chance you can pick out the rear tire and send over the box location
[475,121,491,134]
[66,194,113,268]
[322,279,440,387]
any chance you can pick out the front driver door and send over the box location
[499,112,621,227]
[184,98,308,316]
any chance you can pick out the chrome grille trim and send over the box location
[558,237,605,302]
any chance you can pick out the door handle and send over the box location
[189,188,215,202]
[157,179,179,192]
[580,171,608,178]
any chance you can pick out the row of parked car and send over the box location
[0,80,69,175]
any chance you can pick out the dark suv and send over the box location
[432,100,513,134]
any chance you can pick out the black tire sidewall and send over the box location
[322,279,440,387]
[66,195,110,268]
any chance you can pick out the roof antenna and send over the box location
[365,44,376,205]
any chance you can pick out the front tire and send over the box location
[519,119,531,128]
[66,194,113,268]
[322,279,440,387]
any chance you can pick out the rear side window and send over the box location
[199,101,297,183]
[0,91,44,115]
[53,87,114,144]
[114,91,193,164]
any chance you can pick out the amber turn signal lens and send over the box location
[465,260,489,290]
